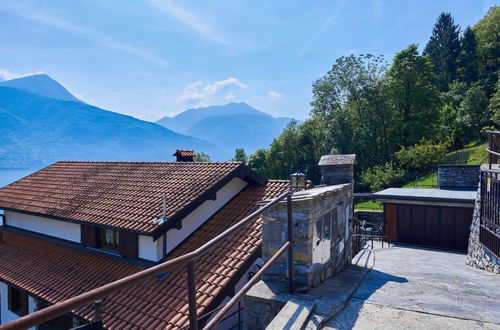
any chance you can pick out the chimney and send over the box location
[318,154,356,186]
[173,149,196,162]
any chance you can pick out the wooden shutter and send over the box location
[21,292,28,316]
[8,286,14,311]
[119,231,138,259]
[81,225,98,248]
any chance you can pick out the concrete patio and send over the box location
[325,243,500,329]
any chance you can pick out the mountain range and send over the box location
[156,103,293,157]
[0,75,215,168]
[0,74,293,168]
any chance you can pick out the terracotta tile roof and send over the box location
[0,161,249,234]
[173,150,196,157]
[0,180,290,329]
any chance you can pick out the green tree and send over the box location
[388,44,441,147]
[231,148,247,164]
[247,148,269,177]
[193,152,211,162]
[360,163,405,192]
[423,12,461,91]
[396,142,447,172]
[489,78,500,125]
[457,26,480,84]
[458,84,491,139]
[311,54,393,169]
[473,6,500,94]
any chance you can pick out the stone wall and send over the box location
[466,188,500,274]
[438,165,480,189]
[261,184,353,288]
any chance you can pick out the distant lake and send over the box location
[0,169,39,187]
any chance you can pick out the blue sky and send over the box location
[0,0,496,121]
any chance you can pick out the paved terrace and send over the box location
[325,244,500,329]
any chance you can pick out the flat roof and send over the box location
[373,188,477,204]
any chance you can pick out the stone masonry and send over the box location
[319,154,356,186]
[261,184,353,287]
[438,165,480,189]
[244,184,353,329]
[466,181,500,274]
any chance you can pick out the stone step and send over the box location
[265,299,316,330]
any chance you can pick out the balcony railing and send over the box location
[1,190,295,330]
[480,170,499,258]
[486,130,500,169]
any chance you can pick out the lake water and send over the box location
[0,169,39,187]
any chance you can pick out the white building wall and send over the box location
[166,177,248,254]
[0,282,35,329]
[137,177,248,262]
[4,211,81,243]
[211,258,263,330]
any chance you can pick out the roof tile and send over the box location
[0,180,289,329]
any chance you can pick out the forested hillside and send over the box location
[248,8,499,192]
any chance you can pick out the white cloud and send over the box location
[146,0,229,45]
[176,78,247,104]
[0,2,168,66]
[267,91,283,100]
[0,69,44,80]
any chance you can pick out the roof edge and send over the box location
[151,164,266,240]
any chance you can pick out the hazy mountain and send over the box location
[0,74,81,102]
[0,86,218,169]
[156,102,294,158]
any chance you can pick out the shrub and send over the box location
[396,142,447,172]
[360,162,406,192]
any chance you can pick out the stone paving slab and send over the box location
[325,300,500,330]
[266,299,315,330]
[353,245,500,324]
[325,243,500,329]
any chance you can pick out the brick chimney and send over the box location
[173,150,196,162]
[318,154,356,186]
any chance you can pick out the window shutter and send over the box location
[81,225,98,248]
[119,231,138,259]
[8,286,13,311]
[21,292,28,316]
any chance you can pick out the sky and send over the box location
[0,0,497,122]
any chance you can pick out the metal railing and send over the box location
[486,130,500,169]
[1,190,295,330]
[480,170,499,258]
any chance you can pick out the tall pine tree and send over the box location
[423,12,461,91]
[457,26,480,84]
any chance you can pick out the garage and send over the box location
[374,188,476,251]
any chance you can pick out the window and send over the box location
[98,229,119,250]
[8,286,28,316]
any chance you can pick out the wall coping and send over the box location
[438,164,481,168]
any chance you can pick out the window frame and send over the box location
[97,228,120,251]
[8,286,28,316]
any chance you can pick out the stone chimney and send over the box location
[173,149,195,162]
[318,154,356,186]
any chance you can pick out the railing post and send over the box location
[94,300,102,323]
[187,261,198,330]
[287,193,295,293]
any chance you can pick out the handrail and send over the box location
[486,130,500,169]
[1,190,293,330]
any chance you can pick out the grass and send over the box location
[403,172,438,188]
[401,142,488,189]
[445,143,488,165]
[354,199,383,211]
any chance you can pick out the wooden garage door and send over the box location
[396,205,473,251]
